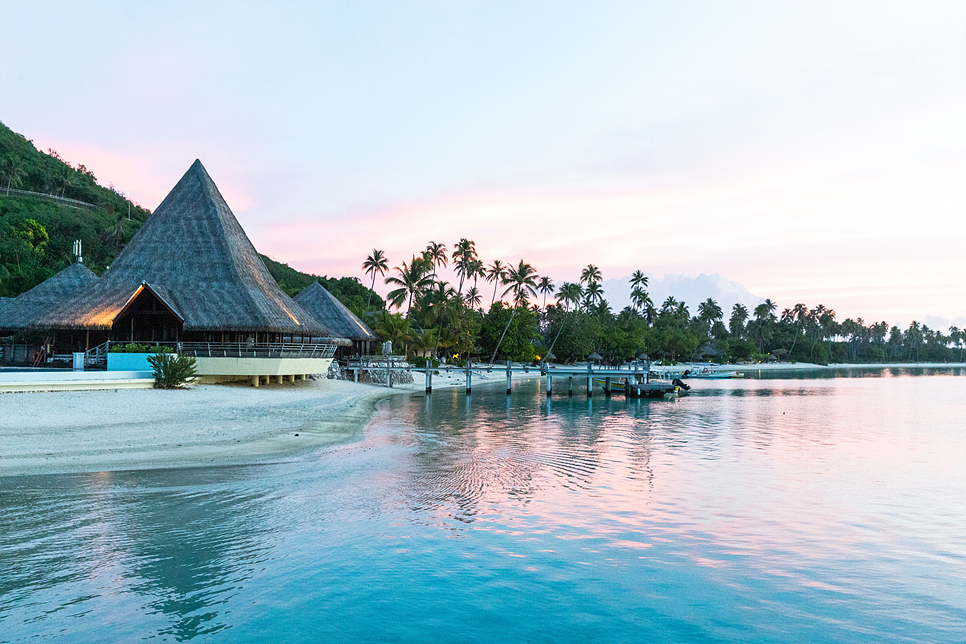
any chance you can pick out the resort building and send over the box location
[0,261,98,364]
[27,160,345,384]
[294,281,379,358]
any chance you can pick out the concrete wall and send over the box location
[192,356,332,378]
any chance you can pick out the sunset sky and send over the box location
[2,1,963,328]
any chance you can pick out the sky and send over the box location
[1,1,964,329]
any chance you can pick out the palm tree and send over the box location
[385,255,433,315]
[580,264,601,286]
[485,260,507,305]
[362,249,388,311]
[698,298,723,326]
[1,159,26,196]
[371,311,414,354]
[424,241,448,281]
[557,282,583,312]
[730,303,749,339]
[583,282,604,309]
[537,276,554,311]
[662,296,679,312]
[464,286,483,311]
[629,270,648,291]
[452,238,478,295]
[423,281,459,359]
[502,260,538,306]
[469,259,485,290]
[489,260,538,363]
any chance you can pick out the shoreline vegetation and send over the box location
[3,362,962,479]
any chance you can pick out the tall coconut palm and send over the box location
[464,286,483,311]
[730,303,749,339]
[1,159,26,196]
[580,264,601,286]
[423,281,459,359]
[452,238,478,295]
[489,260,538,363]
[502,260,538,306]
[537,276,555,311]
[557,282,583,312]
[629,270,648,291]
[485,260,507,305]
[583,282,604,309]
[424,241,448,281]
[662,296,679,312]
[385,255,433,315]
[698,298,723,326]
[362,249,388,311]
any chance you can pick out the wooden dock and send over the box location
[345,359,680,399]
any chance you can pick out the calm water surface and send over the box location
[2,370,964,642]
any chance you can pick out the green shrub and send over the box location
[147,352,198,388]
[411,356,440,369]
[110,343,172,353]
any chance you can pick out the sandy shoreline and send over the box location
[2,361,961,479]
[0,368,539,478]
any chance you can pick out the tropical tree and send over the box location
[1,159,26,196]
[501,260,539,306]
[385,255,433,315]
[583,281,604,309]
[485,259,507,305]
[490,260,539,363]
[464,285,483,311]
[729,303,749,339]
[537,276,555,311]
[557,282,583,312]
[662,296,679,312]
[697,298,723,330]
[580,264,602,286]
[371,311,415,354]
[452,238,478,295]
[362,249,388,311]
[424,241,448,281]
[629,270,648,291]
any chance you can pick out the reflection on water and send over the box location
[2,371,965,642]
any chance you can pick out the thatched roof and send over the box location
[32,160,331,335]
[0,262,98,331]
[294,281,377,342]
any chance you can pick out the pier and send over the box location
[345,359,680,398]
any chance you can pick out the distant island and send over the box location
[2,120,962,366]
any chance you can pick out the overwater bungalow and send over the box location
[28,160,345,384]
[294,281,379,359]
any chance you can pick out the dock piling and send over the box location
[506,360,512,395]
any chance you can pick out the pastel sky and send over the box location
[2,1,964,328]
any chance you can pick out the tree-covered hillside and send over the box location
[0,120,151,296]
[0,119,381,311]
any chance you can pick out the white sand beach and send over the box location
[0,368,539,478]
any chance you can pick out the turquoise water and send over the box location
[2,370,965,642]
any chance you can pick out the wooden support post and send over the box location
[252,375,259,388]
[425,368,433,393]
[546,373,552,396]
[466,360,472,394]
[604,377,612,397]
[568,376,574,396]
[587,364,593,397]
[386,360,391,388]
[276,374,283,385]
[354,367,359,383]
[506,360,512,395]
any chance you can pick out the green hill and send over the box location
[0,119,381,311]
[0,120,152,296]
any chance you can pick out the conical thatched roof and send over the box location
[33,160,331,335]
[0,262,98,331]
[294,281,377,341]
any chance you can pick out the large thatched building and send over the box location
[29,160,343,383]
[294,281,378,358]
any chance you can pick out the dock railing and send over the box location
[85,341,337,368]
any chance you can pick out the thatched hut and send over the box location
[294,281,378,358]
[33,160,331,348]
[1,262,98,334]
[1,262,98,363]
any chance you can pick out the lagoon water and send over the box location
[2,369,965,642]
